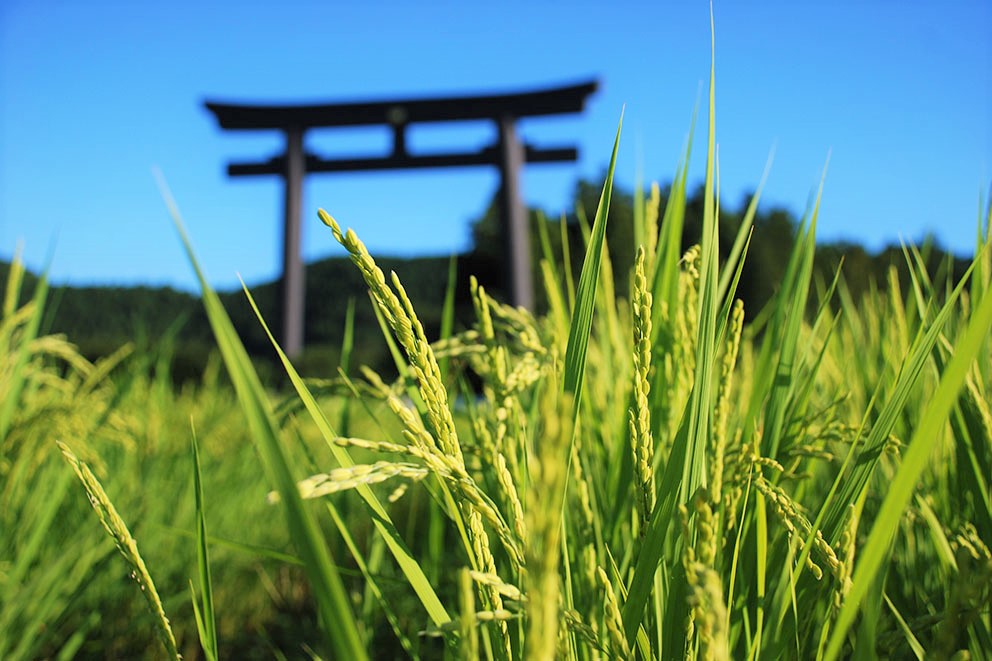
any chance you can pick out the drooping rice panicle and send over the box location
[321,209,462,463]
[597,566,631,659]
[57,441,180,660]
[751,467,842,583]
[933,524,992,657]
[467,508,513,659]
[494,451,526,543]
[468,570,525,603]
[711,299,745,500]
[268,461,430,502]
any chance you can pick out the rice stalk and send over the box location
[630,246,656,533]
[524,385,573,660]
[57,441,180,660]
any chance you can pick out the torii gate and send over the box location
[205,80,598,357]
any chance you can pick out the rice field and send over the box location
[2,27,991,661]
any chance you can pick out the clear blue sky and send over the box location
[2,1,989,292]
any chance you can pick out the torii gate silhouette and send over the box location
[205,80,598,357]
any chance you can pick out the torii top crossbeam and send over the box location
[206,81,597,129]
[205,80,598,357]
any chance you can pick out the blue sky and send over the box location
[1,1,989,292]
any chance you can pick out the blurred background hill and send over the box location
[2,179,970,384]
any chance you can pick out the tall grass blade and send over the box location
[190,423,218,661]
[157,172,368,660]
[682,3,720,505]
[716,150,772,305]
[761,166,824,460]
[562,113,622,407]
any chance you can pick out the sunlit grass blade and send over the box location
[156,171,368,660]
[189,422,218,661]
[825,245,992,661]
[681,5,720,506]
[651,113,695,317]
[716,149,772,305]
[338,297,356,435]
[562,112,622,406]
[760,166,824,460]
[166,526,305,565]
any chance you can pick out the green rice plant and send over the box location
[0,254,133,660]
[19,9,990,658]
[269,21,987,657]
[57,441,181,659]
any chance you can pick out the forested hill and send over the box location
[0,254,467,380]
[1,180,972,380]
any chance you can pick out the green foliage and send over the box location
[3,25,990,661]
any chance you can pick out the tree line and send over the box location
[1,179,970,383]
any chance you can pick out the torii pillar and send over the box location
[206,80,598,357]
[282,126,305,359]
[497,115,532,311]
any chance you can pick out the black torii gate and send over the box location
[205,80,598,357]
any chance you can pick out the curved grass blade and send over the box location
[157,171,368,660]
[562,112,622,406]
[190,423,218,661]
